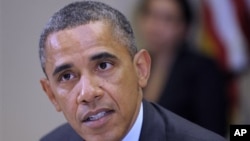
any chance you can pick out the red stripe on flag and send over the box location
[202,1,228,71]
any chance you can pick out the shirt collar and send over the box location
[122,102,143,141]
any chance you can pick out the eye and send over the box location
[59,72,76,82]
[97,62,113,71]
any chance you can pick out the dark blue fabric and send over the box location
[40,100,227,141]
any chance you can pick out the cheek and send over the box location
[102,67,139,112]
[55,87,79,120]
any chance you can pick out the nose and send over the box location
[77,76,104,104]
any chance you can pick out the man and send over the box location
[39,1,226,141]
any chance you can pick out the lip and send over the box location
[82,108,115,129]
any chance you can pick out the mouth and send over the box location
[82,109,115,126]
[83,110,114,122]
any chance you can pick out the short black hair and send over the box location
[39,1,137,74]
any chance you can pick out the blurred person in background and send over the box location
[134,0,228,136]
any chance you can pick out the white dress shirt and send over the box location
[122,103,143,141]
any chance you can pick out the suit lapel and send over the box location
[139,100,167,141]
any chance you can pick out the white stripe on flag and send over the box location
[205,0,248,72]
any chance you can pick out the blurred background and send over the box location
[0,0,249,140]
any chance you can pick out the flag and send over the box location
[198,0,249,74]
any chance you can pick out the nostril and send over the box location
[77,89,104,104]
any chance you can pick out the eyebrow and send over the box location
[53,63,73,76]
[90,52,118,61]
[52,52,117,76]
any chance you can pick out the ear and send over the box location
[133,49,151,88]
[40,78,62,112]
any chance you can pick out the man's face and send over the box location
[40,22,150,141]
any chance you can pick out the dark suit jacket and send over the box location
[40,100,226,141]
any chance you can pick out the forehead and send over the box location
[47,22,108,50]
[46,21,123,56]
[44,22,130,71]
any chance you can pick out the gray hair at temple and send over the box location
[39,1,137,74]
